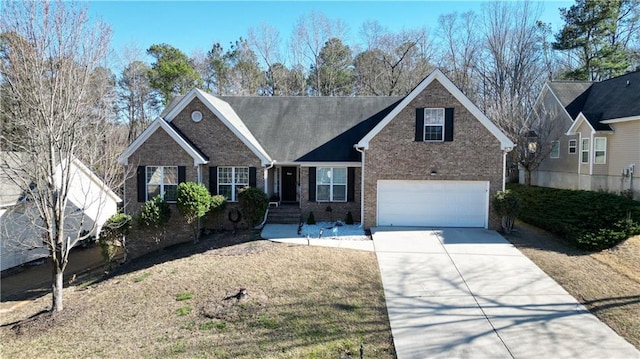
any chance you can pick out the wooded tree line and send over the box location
[89,0,640,144]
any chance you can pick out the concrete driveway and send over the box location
[372,228,639,359]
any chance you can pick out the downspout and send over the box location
[354,145,366,228]
[589,131,595,176]
[263,160,276,195]
[502,149,509,191]
[255,160,276,230]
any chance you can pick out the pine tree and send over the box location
[553,0,638,80]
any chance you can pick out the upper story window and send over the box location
[316,167,347,202]
[424,108,445,142]
[594,137,607,164]
[568,139,577,154]
[550,141,560,158]
[218,167,249,202]
[146,166,178,202]
[581,138,590,163]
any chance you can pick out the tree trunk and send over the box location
[524,168,532,186]
[52,265,64,312]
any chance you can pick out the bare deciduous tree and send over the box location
[0,0,120,312]
[436,11,481,96]
[355,22,433,95]
[291,11,348,96]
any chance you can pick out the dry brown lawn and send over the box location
[506,221,640,349]
[0,231,395,358]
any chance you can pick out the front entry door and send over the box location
[281,167,297,202]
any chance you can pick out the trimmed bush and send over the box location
[177,182,211,242]
[237,187,269,227]
[344,211,354,225]
[306,211,316,225]
[508,184,640,250]
[99,212,132,265]
[210,194,227,212]
[138,195,171,228]
[492,190,520,234]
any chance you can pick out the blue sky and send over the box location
[87,1,573,68]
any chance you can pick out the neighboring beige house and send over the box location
[118,69,514,238]
[526,70,640,200]
[0,153,121,271]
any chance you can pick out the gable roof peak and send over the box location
[356,68,514,150]
[162,88,273,166]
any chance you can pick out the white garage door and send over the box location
[377,180,489,228]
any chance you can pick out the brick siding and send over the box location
[299,166,362,223]
[363,81,504,229]
[123,97,265,253]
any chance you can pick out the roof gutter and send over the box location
[354,145,366,228]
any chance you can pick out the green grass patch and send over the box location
[175,291,193,301]
[199,320,226,331]
[180,321,195,330]
[77,277,100,289]
[134,272,151,283]
[251,314,279,329]
[176,306,193,316]
[508,184,640,250]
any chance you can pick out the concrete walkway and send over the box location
[260,224,374,251]
[372,227,640,359]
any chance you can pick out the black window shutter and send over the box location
[444,107,454,142]
[178,166,186,183]
[347,167,355,202]
[309,167,316,201]
[249,167,257,187]
[415,108,424,142]
[209,167,217,195]
[137,166,146,202]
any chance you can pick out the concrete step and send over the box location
[267,206,301,224]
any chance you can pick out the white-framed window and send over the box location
[594,137,607,164]
[581,138,590,163]
[146,166,178,202]
[424,108,445,142]
[568,139,577,154]
[316,167,347,202]
[550,141,560,158]
[218,167,249,202]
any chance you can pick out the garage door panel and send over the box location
[377,180,488,228]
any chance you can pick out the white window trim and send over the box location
[550,141,560,159]
[594,137,607,164]
[424,108,445,142]
[146,166,178,202]
[316,167,347,203]
[581,138,590,164]
[218,166,249,202]
[568,139,577,154]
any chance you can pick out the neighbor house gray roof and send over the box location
[548,70,640,131]
[220,96,403,163]
[580,70,640,127]
[547,81,592,119]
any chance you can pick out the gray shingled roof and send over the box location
[547,81,592,119]
[548,71,640,131]
[581,70,640,125]
[220,96,403,163]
